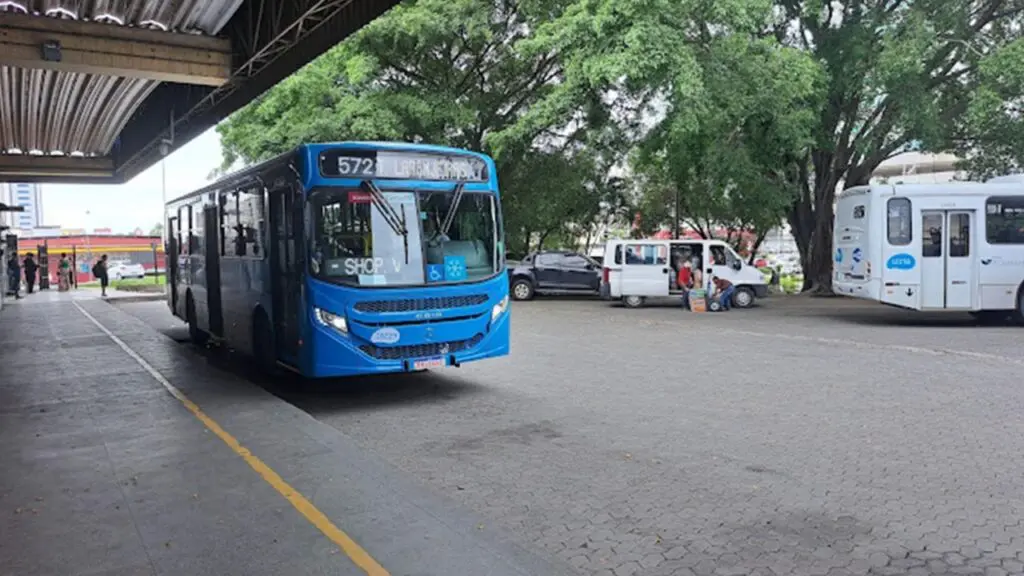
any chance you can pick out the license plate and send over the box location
[412,357,446,370]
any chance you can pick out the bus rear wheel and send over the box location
[186,296,209,346]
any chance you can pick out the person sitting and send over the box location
[711,275,736,310]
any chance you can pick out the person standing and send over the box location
[6,253,21,299]
[23,253,38,294]
[93,254,109,297]
[57,253,71,291]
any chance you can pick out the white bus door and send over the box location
[920,210,974,309]
[945,211,973,309]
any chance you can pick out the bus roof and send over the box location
[837,181,1024,201]
[168,141,497,206]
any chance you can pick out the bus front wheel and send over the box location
[253,312,278,375]
[1013,287,1024,326]
[186,296,209,346]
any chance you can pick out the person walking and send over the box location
[23,253,38,294]
[93,254,109,297]
[6,253,21,299]
[57,253,71,292]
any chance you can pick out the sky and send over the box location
[41,128,224,232]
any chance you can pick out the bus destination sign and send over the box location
[322,150,488,182]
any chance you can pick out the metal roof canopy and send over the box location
[0,0,400,184]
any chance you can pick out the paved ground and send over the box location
[115,295,1024,576]
[0,291,573,576]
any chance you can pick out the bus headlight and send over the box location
[491,295,509,322]
[314,307,348,334]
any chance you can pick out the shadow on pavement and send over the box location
[812,309,1020,328]
[180,331,483,414]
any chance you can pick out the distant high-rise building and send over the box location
[0,183,44,230]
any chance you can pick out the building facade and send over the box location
[0,183,44,230]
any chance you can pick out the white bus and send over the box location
[833,180,1024,323]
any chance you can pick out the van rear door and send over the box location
[620,242,670,297]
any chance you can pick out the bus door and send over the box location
[269,187,300,359]
[203,206,224,336]
[166,216,178,313]
[920,210,974,309]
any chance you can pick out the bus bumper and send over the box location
[306,310,510,379]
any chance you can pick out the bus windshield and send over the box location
[309,186,499,286]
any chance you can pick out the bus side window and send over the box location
[614,245,623,264]
[887,197,912,246]
[986,196,1024,244]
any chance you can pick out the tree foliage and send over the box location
[219,0,1024,283]
[528,0,1024,290]
[217,0,628,255]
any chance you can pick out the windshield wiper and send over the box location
[361,180,409,264]
[439,182,466,239]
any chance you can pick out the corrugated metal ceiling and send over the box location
[0,0,243,158]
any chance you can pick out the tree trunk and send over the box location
[787,166,840,294]
[747,230,768,265]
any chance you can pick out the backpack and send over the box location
[92,263,100,279]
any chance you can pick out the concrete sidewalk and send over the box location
[0,291,570,576]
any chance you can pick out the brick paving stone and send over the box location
[128,298,1024,576]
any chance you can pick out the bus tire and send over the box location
[186,294,209,346]
[1013,286,1024,326]
[732,286,756,309]
[970,310,1008,325]
[252,311,277,375]
[623,295,644,308]
[511,278,535,301]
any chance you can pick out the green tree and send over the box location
[217,0,623,250]
[150,223,163,237]
[528,0,1024,291]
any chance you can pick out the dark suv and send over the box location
[507,251,601,301]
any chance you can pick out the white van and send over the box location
[833,181,1024,323]
[599,238,769,308]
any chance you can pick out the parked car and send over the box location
[508,250,602,301]
[106,260,146,280]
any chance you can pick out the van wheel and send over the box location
[732,287,756,309]
[253,312,277,375]
[623,295,644,308]
[186,295,209,346]
[511,279,535,301]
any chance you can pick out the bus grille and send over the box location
[353,294,489,313]
[359,334,484,360]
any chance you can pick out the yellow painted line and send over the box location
[72,301,390,576]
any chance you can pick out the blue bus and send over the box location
[165,142,510,378]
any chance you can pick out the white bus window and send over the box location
[887,198,912,245]
[949,214,970,257]
[922,213,943,257]
[853,205,865,219]
[986,196,1024,244]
